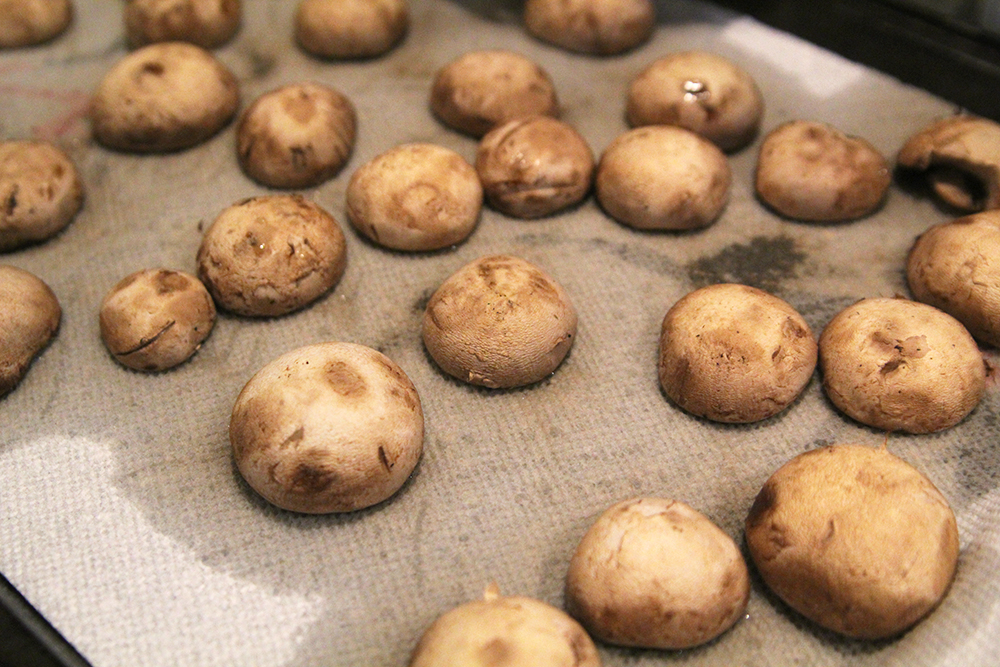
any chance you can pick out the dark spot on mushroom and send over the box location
[326,360,367,396]
[378,445,392,472]
[140,61,165,76]
[478,637,511,665]
[290,464,333,494]
[5,186,17,216]
[155,270,190,294]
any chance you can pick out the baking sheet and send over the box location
[2,1,998,665]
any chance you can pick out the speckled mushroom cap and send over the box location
[91,41,239,153]
[0,265,60,397]
[422,255,577,388]
[658,283,817,423]
[566,497,750,650]
[897,114,1000,212]
[0,140,83,252]
[196,195,347,317]
[124,0,241,49]
[626,50,764,152]
[523,0,655,56]
[755,120,890,222]
[0,0,72,48]
[746,444,959,639]
[908,210,1000,347]
[819,297,986,434]
[295,0,408,59]
[430,49,559,138]
[230,341,424,514]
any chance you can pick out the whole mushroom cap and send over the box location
[523,0,655,56]
[124,0,241,49]
[0,265,60,397]
[295,0,408,59]
[0,0,72,48]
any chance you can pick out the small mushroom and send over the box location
[0,140,83,252]
[0,265,60,397]
[596,126,730,230]
[523,0,655,56]
[295,0,408,59]
[908,210,1000,347]
[626,51,764,152]
[100,268,216,372]
[124,0,241,49]
[430,50,559,138]
[91,42,239,153]
[755,120,890,222]
[422,255,577,388]
[476,116,594,219]
[230,341,423,513]
[897,114,1000,212]
[237,82,356,189]
[819,297,986,434]
[0,0,72,48]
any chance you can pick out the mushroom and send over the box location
[596,126,731,230]
[566,497,750,649]
[898,115,1000,212]
[819,297,986,433]
[0,0,72,48]
[475,115,594,219]
[746,443,959,639]
[99,268,216,372]
[237,82,356,189]
[626,50,764,152]
[0,265,60,397]
[230,341,423,513]
[523,0,655,56]
[0,140,83,252]
[124,0,241,49]
[755,120,890,222]
[295,0,408,59]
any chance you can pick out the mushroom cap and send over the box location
[295,0,408,59]
[237,82,357,189]
[124,0,241,49]
[91,41,239,153]
[0,265,60,397]
[422,255,577,388]
[410,591,600,667]
[755,120,890,222]
[99,268,216,372]
[523,0,655,56]
[908,210,1000,347]
[0,140,83,252]
[819,297,985,433]
[626,50,764,152]
[745,444,959,639]
[476,115,594,219]
[0,0,72,48]
[430,49,559,138]
[657,283,817,423]
[230,341,423,513]
[596,125,731,230]
[566,497,750,649]
[346,143,482,251]
[897,115,1000,212]
[197,195,347,317]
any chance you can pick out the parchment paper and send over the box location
[1,1,998,665]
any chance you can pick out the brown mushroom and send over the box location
[124,0,241,49]
[295,0,408,59]
[0,265,60,397]
[0,0,72,48]
[523,0,655,56]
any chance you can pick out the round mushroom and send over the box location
[196,195,347,317]
[0,140,83,252]
[124,0,241,49]
[346,143,481,251]
[746,443,959,639]
[230,341,423,513]
[295,0,408,59]
[0,265,60,397]
[430,50,559,138]
[237,82,356,189]
[897,114,1000,212]
[476,116,594,219]
[99,268,216,372]
[566,497,750,649]
[409,584,601,667]
[422,255,577,388]
[908,210,1000,347]
[658,283,817,423]
[755,120,890,222]
[523,0,655,56]
[819,297,986,433]
[626,50,764,152]
[0,0,72,48]
[596,126,731,230]
[91,41,239,153]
